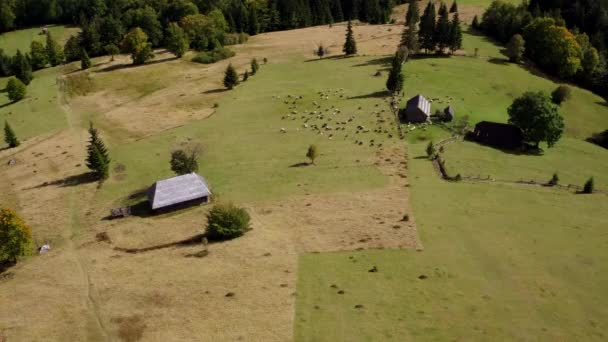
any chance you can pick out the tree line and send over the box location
[477,0,608,100]
[0,0,400,35]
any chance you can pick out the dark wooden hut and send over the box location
[147,173,211,212]
[472,121,524,149]
[400,94,431,123]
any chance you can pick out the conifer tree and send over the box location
[405,0,420,27]
[243,70,249,81]
[86,123,110,181]
[419,2,437,53]
[12,50,33,85]
[343,20,357,55]
[448,13,463,54]
[81,49,92,70]
[29,41,48,70]
[386,52,404,94]
[251,58,259,75]
[438,2,448,17]
[472,15,480,30]
[450,1,458,13]
[401,24,420,55]
[6,77,26,102]
[435,4,451,53]
[4,121,20,148]
[224,64,239,89]
[46,32,64,66]
[316,44,326,59]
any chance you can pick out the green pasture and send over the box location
[295,142,608,341]
[0,26,75,55]
[97,56,403,204]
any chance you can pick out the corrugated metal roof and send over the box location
[407,94,431,116]
[148,173,211,210]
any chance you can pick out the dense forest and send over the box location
[0,0,401,34]
[479,0,608,99]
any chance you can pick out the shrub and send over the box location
[548,172,559,186]
[306,144,318,164]
[223,33,249,46]
[551,85,572,105]
[6,77,26,102]
[583,177,594,194]
[251,58,259,75]
[206,203,251,240]
[192,47,235,64]
[426,141,436,159]
[0,208,33,265]
[454,173,462,181]
[170,148,199,175]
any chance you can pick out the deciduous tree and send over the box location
[6,77,26,102]
[170,148,199,175]
[508,91,565,148]
[29,41,47,70]
[206,203,251,241]
[0,208,33,265]
[121,27,154,65]
[46,32,64,66]
[506,34,525,63]
[166,22,189,58]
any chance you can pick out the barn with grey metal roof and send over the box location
[147,173,211,211]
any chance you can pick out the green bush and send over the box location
[548,172,559,186]
[583,177,594,194]
[0,208,33,265]
[192,47,235,64]
[551,85,572,105]
[6,77,26,102]
[223,33,249,46]
[206,203,251,241]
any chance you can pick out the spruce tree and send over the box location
[243,70,249,81]
[251,58,259,75]
[86,123,110,180]
[435,4,451,53]
[438,2,448,17]
[4,121,20,148]
[81,49,92,70]
[472,15,480,30]
[386,52,404,94]
[12,50,33,85]
[448,13,463,54]
[224,64,239,89]
[343,20,357,55]
[419,2,437,54]
[404,24,420,55]
[405,0,420,27]
[450,1,458,13]
[46,32,64,66]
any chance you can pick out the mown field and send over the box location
[295,27,608,341]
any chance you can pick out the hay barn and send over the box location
[147,173,211,211]
[472,121,524,150]
[400,94,431,123]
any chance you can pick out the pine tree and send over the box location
[46,32,64,66]
[472,15,480,30]
[343,20,357,55]
[450,1,458,13]
[81,49,92,70]
[224,64,239,89]
[448,12,463,54]
[243,70,249,81]
[251,58,259,75]
[86,123,110,180]
[435,4,451,53]
[4,121,20,148]
[438,2,448,17]
[248,5,260,35]
[12,50,33,85]
[419,2,437,53]
[386,52,404,93]
[405,0,420,27]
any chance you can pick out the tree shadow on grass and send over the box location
[113,233,206,254]
[304,55,344,63]
[348,90,390,100]
[203,88,229,94]
[0,101,15,109]
[596,101,608,108]
[95,56,178,73]
[289,162,311,168]
[27,172,98,190]
[352,56,392,67]
[488,57,510,65]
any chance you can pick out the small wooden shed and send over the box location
[147,173,211,212]
[400,94,431,123]
[472,121,523,149]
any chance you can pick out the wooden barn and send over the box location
[471,121,524,150]
[147,173,211,212]
[400,94,431,123]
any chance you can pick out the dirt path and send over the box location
[59,74,111,342]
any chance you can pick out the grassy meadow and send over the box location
[96,57,402,204]
[0,26,77,54]
[294,28,608,341]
